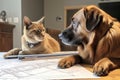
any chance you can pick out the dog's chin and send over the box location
[61,40,72,46]
[61,38,82,46]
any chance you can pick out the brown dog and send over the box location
[58,5,120,76]
[4,16,60,58]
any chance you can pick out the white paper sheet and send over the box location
[0,52,99,80]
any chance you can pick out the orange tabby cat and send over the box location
[4,16,60,58]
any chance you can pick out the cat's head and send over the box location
[23,16,46,43]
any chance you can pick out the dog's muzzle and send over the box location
[59,28,74,40]
[59,29,82,46]
[58,29,74,45]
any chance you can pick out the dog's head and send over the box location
[59,5,103,46]
[23,16,46,43]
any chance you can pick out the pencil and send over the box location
[5,51,78,59]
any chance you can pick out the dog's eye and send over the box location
[72,21,78,28]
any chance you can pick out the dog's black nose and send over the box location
[62,31,67,36]
[59,31,67,39]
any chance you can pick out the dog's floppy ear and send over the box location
[23,16,32,29]
[37,16,45,23]
[84,8,103,31]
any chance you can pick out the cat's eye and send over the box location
[36,30,41,34]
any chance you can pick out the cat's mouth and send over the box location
[26,37,43,44]
[34,36,44,42]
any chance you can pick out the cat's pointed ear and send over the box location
[23,16,32,28]
[37,16,45,23]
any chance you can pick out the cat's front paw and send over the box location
[18,51,26,59]
[3,52,12,59]
[18,51,24,55]
[4,48,21,59]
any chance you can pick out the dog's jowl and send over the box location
[58,5,120,76]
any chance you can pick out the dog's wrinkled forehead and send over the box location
[72,8,86,31]
[72,5,103,31]
[72,5,101,21]
[72,8,85,21]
